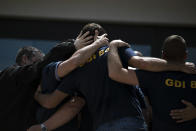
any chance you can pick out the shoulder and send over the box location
[0,65,32,80]
[1,64,30,75]
[0,65,17,76]
[45,61,61,69]
[43,61,62,75]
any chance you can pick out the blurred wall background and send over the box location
[0,0,196,70]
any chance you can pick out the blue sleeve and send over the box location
[118,47,136,67]
[57,70,77,95]
[41,61,62,93]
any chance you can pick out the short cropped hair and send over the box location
[162,35,187,61]
[81,23,106,37]
[16,46,43,65]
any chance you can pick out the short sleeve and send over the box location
[57,71,77,95]
[118,47,136,67]
[41,62,62,93]
[43,61,62,81]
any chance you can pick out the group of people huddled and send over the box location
[0,23,196,131]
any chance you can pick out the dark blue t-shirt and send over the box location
[36,62,78,131]
[136,70,196,131]
[57,46,143,130]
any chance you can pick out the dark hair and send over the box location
[162,35,187,61]
[15,46,43,65]
[81,23,106,37]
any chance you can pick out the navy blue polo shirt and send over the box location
[57,46,144,130]
[36,62,78,131]
[136,70,196,131]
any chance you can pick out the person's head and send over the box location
[161,35,187,63]
[15,46,44,66]
[74,23,106,50]
[81,23,106,39]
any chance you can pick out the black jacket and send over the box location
[0,40,76,130]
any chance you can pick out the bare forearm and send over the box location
[74,42,102,66]
[108,45,124,80]
[130,56,184,72]
[35,90,68,109]
[108,41,139,86]
[58,35,108,78]
[35,93,55,109]
[43,97,85,131]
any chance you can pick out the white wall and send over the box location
[0,0,196,26]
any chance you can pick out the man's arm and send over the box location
[28,96,85,131]
[170,100,196,123]
[129,55,195,74]
[108,41,153,130]
[36,31,93,78]
[108,40,139,86]
[57,33,108,78]
[35,32,107,108]
[108,40,196,86]
[34,85,69,109]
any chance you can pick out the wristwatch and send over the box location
[41,124,48,131]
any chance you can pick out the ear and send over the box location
[21,54,28,66]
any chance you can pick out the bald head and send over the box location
[162,35,187,62]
